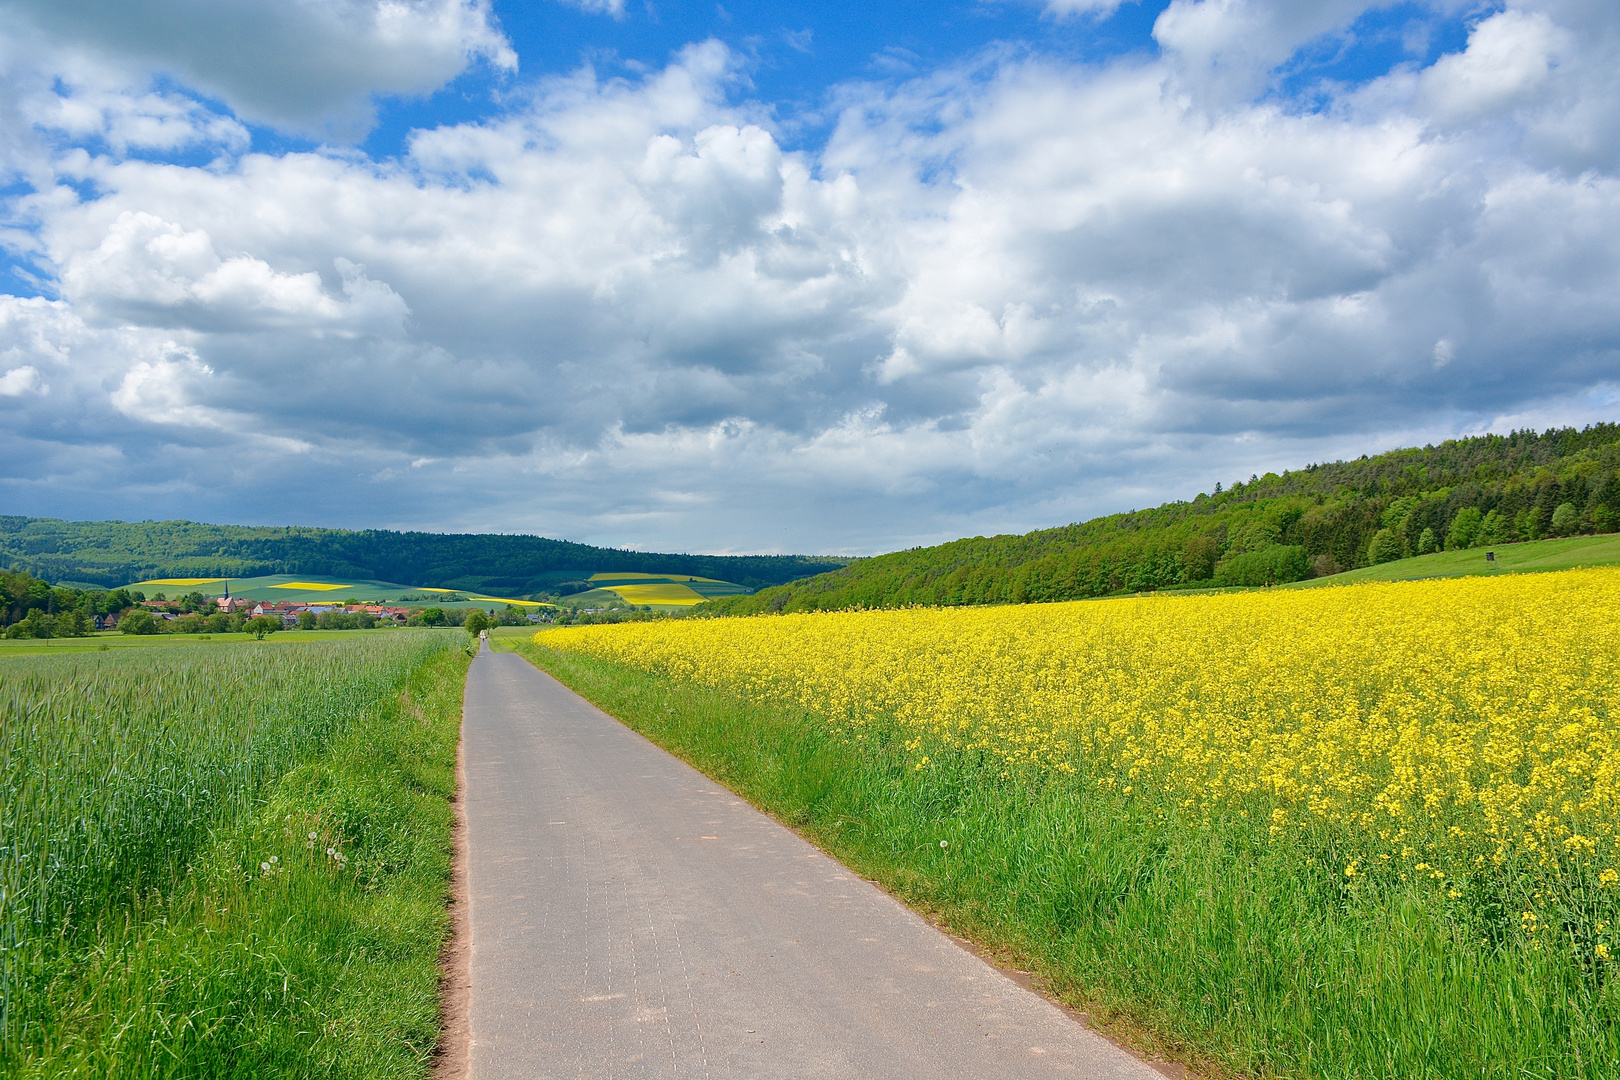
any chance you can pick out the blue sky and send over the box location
[362,0,1181,158]
[371,2,1471,159]
[2,0,1618,555]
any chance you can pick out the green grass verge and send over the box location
[10,645,470,1077]
[513,640,1618,1080]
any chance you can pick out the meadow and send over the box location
[1,633,468,1077]
[523,568,1620,1079]
[1285,532,1620,587]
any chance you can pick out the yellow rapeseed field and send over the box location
[541,568,1620,899]
[606,583,708,605]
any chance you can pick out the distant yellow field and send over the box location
[604,583,707,605]
[472,596,552,608]
[131,578,225,588]
[272,582,351,592]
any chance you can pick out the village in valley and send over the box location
[109,594,420,631]
[95,584,548,634]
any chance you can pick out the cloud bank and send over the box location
[2,0,1619,554]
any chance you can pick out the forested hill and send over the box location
[705,424,1620,615]
[0,518,849,594]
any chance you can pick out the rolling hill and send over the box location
[119,574,557,609]
[118,570,758,610]
[0,518,849,595]
[703,424,1620,614]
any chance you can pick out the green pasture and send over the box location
[556,587,626,607]
[1289,533,1620,589]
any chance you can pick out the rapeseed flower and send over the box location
[543,567,1620,923]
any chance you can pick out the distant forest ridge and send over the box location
[0,518,851,595]
[706,424,1620,615]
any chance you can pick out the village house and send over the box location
[351,604,412,623]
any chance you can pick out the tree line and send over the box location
[705,424,1620,615]
[0,519,850,596]
[1,570,140,638]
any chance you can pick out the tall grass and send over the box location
[0,633,455,1063]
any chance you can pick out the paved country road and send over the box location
[463,643,1167,1080]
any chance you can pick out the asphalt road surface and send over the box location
[463,643,1166,1080]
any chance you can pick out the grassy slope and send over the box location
[13,645,470,1078]
[1288,533,1620,588]
[509,637,1615,1080]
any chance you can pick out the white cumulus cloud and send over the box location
[0,364,42,396]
